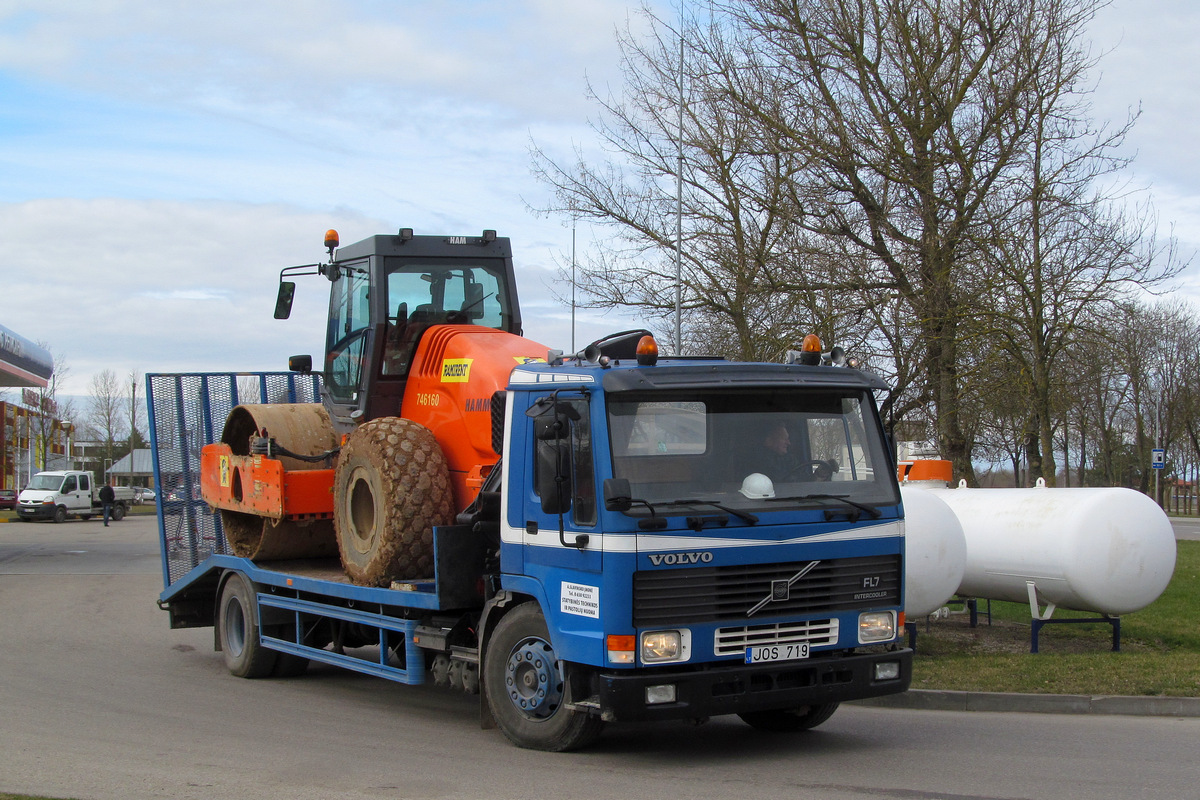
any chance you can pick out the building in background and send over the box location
[1,324,57,490]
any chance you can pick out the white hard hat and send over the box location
[739,472,775,499]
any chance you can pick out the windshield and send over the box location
[381,258,512,377]
[607,388,898,513]
[27,474,64,491]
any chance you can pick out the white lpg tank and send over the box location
[898,485,968,617]
[928,481,1177,615]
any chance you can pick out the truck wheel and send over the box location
[217,571,278,678]
[111,504,126,521]
[333,417,455,586]
[53,506,67,524]
[738,702,840,732]
[483,603,604,751]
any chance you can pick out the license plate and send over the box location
[745,643,810,664]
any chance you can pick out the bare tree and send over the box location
[719,0,1137,481]
[26,347,76,473]
[531,9,891,360]
[88,369,123,480]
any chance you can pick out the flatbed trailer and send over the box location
[151,352,913,751]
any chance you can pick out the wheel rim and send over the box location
[504,636,564,720]
[223,597,247,657]
[346,467,377,555]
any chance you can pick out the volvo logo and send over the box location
[648,551,714,566]
[747,560,821,617]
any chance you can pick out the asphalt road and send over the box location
[2,514,1199,800]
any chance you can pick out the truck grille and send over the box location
[632,554,900,627]
[714,619,839,656]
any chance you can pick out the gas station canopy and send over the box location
[0,324,53,388]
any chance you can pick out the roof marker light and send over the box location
[799,333,822,366]
[636,335,659,366]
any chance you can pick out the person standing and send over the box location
[99,482,116,526]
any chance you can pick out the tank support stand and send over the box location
[1026,580,1121,654]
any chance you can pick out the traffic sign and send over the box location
[1151,449,1166,469]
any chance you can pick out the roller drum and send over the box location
[220,403,339,561]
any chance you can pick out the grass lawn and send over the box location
[911,540,1200,696]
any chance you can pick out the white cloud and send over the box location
[0,0,644,123]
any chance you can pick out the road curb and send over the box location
[852,689,1200,717]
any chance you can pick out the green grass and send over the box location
[912,540,1200,696]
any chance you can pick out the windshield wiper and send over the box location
[766,493,882,520]
[661,499,759,525]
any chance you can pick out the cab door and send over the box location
[60,474,89,512]
[520,394,601,573]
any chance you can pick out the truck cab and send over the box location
[484,352,909,731]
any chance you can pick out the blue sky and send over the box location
[1,0,1197,397]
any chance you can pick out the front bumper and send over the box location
[591,648,912,722]
[16,504,55,520]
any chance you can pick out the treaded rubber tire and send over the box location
[53,506,67,524]
[217,571,278,678]
[738,702,840,732]
[333,416,455,586]
[111,504,125,521]
[483,603,605,752]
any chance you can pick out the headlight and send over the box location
[858,611,896,644]
[640,629,691,663]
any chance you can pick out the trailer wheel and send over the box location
[53,505,67,524]
[738,702,840,732]
[333,417,454,586]
[483,603,604,752]
[217,571,278,678]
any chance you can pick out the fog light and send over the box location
[645,684,677,705]
[874,660,901,681]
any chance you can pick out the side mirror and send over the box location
[274,281,296,319]
[603,478,633,512]
[463,282,486,320]
[288,354,313,373]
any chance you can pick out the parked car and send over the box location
[134,487,157,504]
[0,489,16,509]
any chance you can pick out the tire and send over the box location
[738,702,840,732]
[483,603,604,752]
[111,504,126,521]
[217,571,278,678]
[333,417,455,586]
[53,506,67,524]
